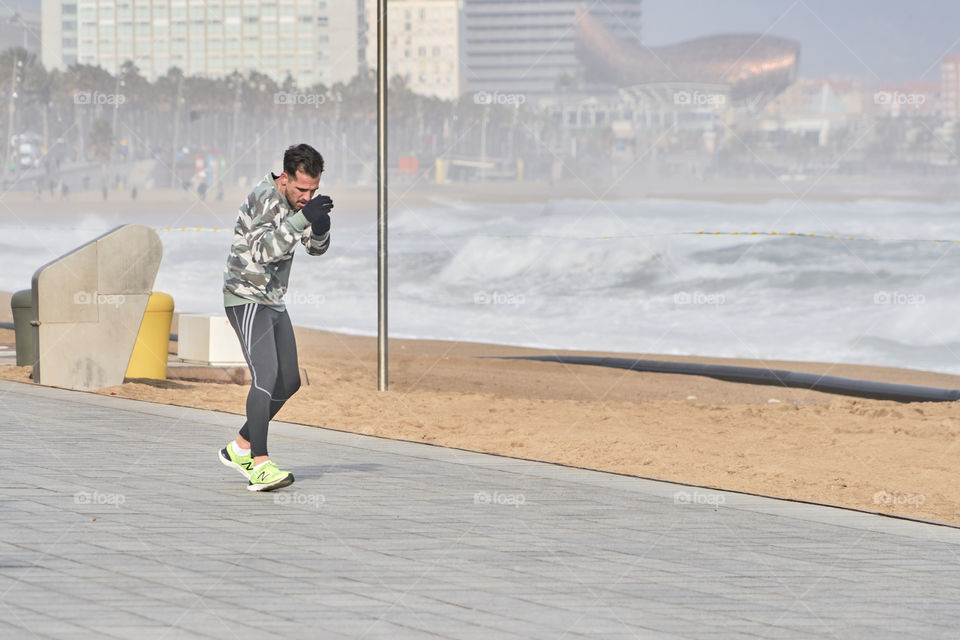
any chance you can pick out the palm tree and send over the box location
[87,118,113,192]
[52,63,114,161]
[88,118,113,162]
[114,61,147,159]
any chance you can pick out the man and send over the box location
[218,143,334,491]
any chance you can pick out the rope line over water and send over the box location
[11,226,960,245]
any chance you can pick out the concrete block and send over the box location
[34,241,99,325]
[39,294,150,388]
[97,225,165,295]
[30,225,162,390]
[166,363,251,385]
[177,314,245,366]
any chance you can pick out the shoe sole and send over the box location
[219,448,253,479]
[247,473,295,492]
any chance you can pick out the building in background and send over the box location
[462,0,642,99]
[41,0,75,67]
[363,0,459,100]
[760,77,864,145]
[873,81,938,119]
[41,0,361,87]
[941,55,960,121]
[576,8,798,112]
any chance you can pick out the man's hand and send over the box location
[301,194,333,236]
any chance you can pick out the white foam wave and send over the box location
[4,198,960,374]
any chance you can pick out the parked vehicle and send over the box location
[12,132,42,169]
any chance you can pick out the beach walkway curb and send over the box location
[1,379,957,639]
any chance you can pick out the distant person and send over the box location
[218,143,333,492]
[216,182,224,201]
[60,182,69,200]
[197,181,208,201]
[34,177,42,199]
[131,185,138,201]
[101,184,108,201]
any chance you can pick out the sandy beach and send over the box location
[2,291,959,524]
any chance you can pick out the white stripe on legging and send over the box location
[233,304,254,365]
[243,303,254,353]
[240,303,270,396]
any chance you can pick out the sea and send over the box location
[5,197,960,375]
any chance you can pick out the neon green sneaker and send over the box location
[219,443,254,479]
[247,460,294,492]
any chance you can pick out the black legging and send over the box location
[226,303,301,457]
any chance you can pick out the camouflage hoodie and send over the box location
[223,172,330,310]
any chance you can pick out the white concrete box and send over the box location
[177,314,246,366]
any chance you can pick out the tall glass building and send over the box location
[461,0,643,97]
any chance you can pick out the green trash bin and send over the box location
[11,289,33,366]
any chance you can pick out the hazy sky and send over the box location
[643,0,960,84]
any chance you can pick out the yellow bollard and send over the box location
[125,292,175,380]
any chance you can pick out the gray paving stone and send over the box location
[3,379,960,639]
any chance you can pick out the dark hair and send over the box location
[283,143,324,178]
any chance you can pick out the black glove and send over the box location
[301,194,333,236]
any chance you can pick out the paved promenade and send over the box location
[1,378,958,639]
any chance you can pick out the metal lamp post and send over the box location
[377,0,388,391]
[3,57,22,182]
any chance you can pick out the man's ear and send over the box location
[277,171,288,185]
